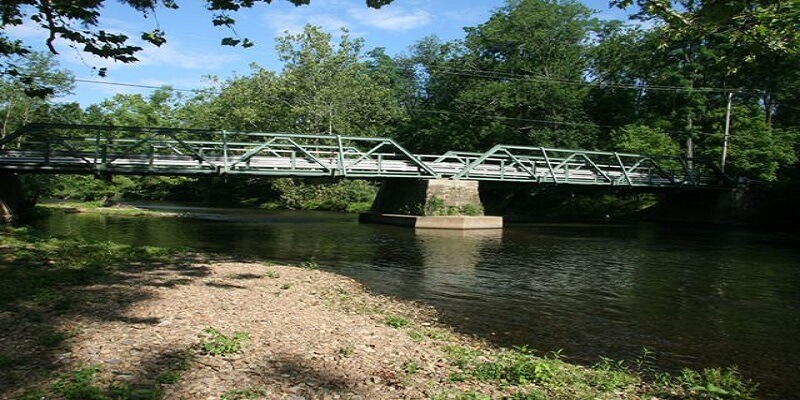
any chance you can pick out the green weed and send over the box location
[264,270,280,279]
[408,328,450,342]
[384,315,409,328]
[431,390,491,400]
[220,387,267,400]
[51,365,104,400]
[106,383,162,400]
[402,360,419,374]
[407,329,425,342]
[197,327,249,356]
[444,345,481,369]
[674,367,757,399]
[339,343,355,357]
[37,326,81,348]
[589,357,639,391]
[156,352,193,385]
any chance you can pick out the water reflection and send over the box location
[414,229,502,305]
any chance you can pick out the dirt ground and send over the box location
[3,256,507,399]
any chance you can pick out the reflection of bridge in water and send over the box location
[0,124,728,189]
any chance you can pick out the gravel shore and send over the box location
[3,255,504,399]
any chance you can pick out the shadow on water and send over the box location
[29,205,800,398]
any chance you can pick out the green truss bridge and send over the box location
[0,123,728,188]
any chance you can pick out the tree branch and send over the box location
[39,0,60,55]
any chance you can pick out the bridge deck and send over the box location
[0,124,727,188]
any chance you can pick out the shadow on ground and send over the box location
[0,227,213,398]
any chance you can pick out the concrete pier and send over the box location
[361,179,503,230]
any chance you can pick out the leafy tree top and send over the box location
[0,0,393,95]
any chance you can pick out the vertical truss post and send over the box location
[336,135,346,177]
[93,130,100,166]
[541,148,557,183]
[614,152,631,186]
[222,130,229,174]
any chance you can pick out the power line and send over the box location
[72,77,209,93]
[408,108,607,129]
[0,70,216,94]
[2,68,787,140]
[433,67,764,94]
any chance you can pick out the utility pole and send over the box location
[328,107,333,135]
[721,92,733,173]
[686,115,694,171]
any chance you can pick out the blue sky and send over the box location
[8,0,631,106]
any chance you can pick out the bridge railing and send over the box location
[0,123,729,187]
[443,145,728,187]
[0,123,441,179]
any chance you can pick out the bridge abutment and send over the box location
[360,179,502,229]
[0,172,26,223]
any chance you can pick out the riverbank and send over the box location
[0,227,757,399]
[36,201,184,218]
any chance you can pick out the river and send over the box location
[31,204,800,398]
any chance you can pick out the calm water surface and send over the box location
[32,205,800,398]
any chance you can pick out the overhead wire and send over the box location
[0,65,786,140]
[431,67,765,94]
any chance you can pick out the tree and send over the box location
[703,106,797,181]
[0,52,73,145]
[83,87,184,128]
[400,0,600,152]
[0,0,394,95]
[611,0,800,59]
[611,0,800,126]
[609,124,680,155]
[274,26,406,136]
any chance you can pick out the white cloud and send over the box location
[4,22,48,40]
[263,11,350,36]
[347,7,431,31]
[443,9,487,25]
[136,41,237,70]
[54,36,237,74]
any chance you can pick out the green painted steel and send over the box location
[0,123,728,188]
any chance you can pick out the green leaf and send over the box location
[141,29,166,46]
[221,37,240,47]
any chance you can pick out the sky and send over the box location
[7,0,632,107]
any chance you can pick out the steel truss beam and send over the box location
[446,145,728,187]
[0,124,728,188]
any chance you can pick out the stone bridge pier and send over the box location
[359,179,503,229]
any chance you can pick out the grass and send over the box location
[0,226,174,312]
[339,343,355,357]
[51,365,105,400]
[408,328,451,342]
[402,360,420,375]
[37,202,179,218]
[383,315,409,328]
[36,326,82,348]
[155,350,194,385]
[264,269,280,279]
[440,344,757,400]
[197,327,249,357]
[220,388,267,400]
